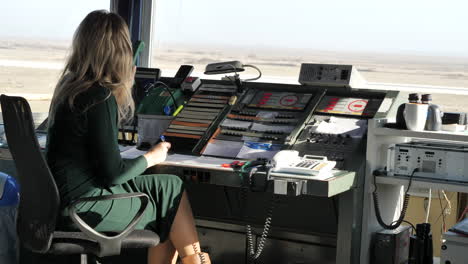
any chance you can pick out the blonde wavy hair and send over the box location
[50,10,134,123]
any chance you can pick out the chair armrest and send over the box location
[68,192,150,257]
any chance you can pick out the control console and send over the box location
[293,116,366,170]
[292,93,384,171]
[200,87,325,159]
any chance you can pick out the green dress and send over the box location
[45,84,184,242]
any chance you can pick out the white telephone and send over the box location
[271,150,336,176]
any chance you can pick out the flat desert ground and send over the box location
[1,39,467,113]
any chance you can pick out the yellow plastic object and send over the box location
[173,104,184,116]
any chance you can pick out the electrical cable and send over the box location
[391,220,416,234]
[373,168,418,229]
[425,188,432,223]
[139,80,179,114]
[438,190,447,233]
[222,63,262,84]
[441,190,451,216]
[242,64,262,81]
[239,163,276,263]
[153,81,179,109]
[221,63,241,86]
[434,192,455,226]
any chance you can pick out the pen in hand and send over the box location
[143,135,170,166]
[159,135,171,152]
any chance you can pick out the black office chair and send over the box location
[0,95,160,264]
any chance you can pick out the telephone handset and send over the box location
[271,150,336,176]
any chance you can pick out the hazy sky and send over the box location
[1,0,467,56]
[0,0,109,40]
[155,0,468,57]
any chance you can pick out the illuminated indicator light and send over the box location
[348,100,368,112]
[279,95,298,106]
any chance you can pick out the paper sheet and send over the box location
[314,117,367,138]
[236,142,282,160]
[120,147,146,159]
[164,154,236,169]
[119,145,136,153]
[119,146,237,168]
[176,155,236,167]
[202,139,243,158]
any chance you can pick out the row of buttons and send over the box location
[295,160,319,168]
[238,110,295,119]
[221,131,280,141]
[307,134,349,145]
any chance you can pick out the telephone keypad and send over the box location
[295,160,319,168]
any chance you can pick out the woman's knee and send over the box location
[160,174,184,187]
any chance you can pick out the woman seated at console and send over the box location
[46,10,210,264]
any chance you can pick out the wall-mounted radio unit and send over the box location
[387,141,468,183]
[298,63,366,90]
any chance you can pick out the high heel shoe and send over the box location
[181,252,211,264]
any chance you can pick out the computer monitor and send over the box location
[133,67,161,111]
[119,67,161,144]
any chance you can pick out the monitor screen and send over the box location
[133,67,161,111]
[315,96,382,117]
[247,91,313,111]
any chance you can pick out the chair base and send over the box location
[20,251,98,264]
[20,246,148,264]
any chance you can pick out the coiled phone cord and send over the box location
[373,168,418,229]
[191,243,207,264]
[240,164,278,263]
[246,195,277,261]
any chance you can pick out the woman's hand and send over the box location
[143,142,171,167]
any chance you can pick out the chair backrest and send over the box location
[0,95,60,253]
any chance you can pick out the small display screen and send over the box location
[134,68,161,109]
[316,96,381,116]
[248,91,313,110]
[422,160,436,173]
